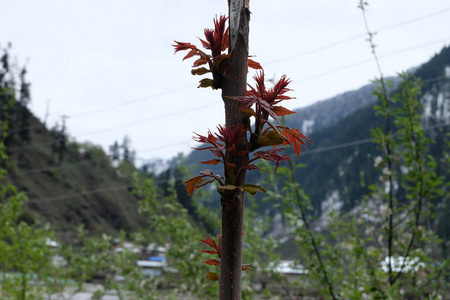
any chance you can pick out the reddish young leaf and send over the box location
[199,159,222,165]
[193,56,210,67]
[271,106,296,117]
[243,164,262,171]
[184,170,223,196]
[201,235,221,257]
[241,264,252,271]
[216,124,246,148]
[221,28,229,52]
[172,41,197,53]
[204,259,221,266]
[184,176,203,196]
[200,249,219,255]
[248,58,262,70]
[206,272,220,281]
[254,148,290,172]
[280,127,312,158]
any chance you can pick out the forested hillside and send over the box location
[185,45,450,245]
[1,46,144,243]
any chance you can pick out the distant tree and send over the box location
[121,135,135,164]
[17,66,32,143]
[50,116,67,165]
[0,44,32,147]
[109,140,120,164]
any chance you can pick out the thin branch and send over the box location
[288,161,338,300]
[359,0,395,283]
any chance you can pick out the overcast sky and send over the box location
[1,0,450,162]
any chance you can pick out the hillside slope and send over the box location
[186,46,450,217]
[4,111,144,243]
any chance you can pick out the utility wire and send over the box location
[6,140,192,178]
[264,6,450,66]
[7,74,450,154]
[294,36,450,83]
[69,84,193,119]
[18,121,450,204]
[76,102,220,138]
[26,177,171,204]
[11,5,449,133]
[7,8,450,135]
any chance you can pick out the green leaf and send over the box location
[217,184,238,196]
[217,184,238,192]
[239,184,266,195]
[198,78,214,88]
[257,130,284,147]
[191,67,211,76]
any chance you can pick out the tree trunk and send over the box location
[219,1,250,299]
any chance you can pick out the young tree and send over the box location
[173,2,311,298]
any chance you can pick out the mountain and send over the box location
[185,45,450,222]
[2,106,144,244]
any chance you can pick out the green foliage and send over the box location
[257,71,450,298]
[133,175,219,299]
[0,117,54,299]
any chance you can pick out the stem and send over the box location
[390,78,425,285]
[234,157,259,185]
[359,0,395,283]
[288,162,337,300]
[219,1,250,299]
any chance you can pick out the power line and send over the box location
[7,73,450,154]
[294,36,450,83]
[68,85,193,119]
[26,177,171,204]
[76,102,220,138]
[6,140,192,178]
[20,121,450,204]
[264,6,450,66]
[17,5,448,127]
[6,6,450,136]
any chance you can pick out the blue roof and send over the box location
[149,256,165,261]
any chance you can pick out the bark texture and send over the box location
[219,1,250,299]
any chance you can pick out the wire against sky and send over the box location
[20,120,450,206]
[264,6,450,65]
[8,72,450,155]
[43,6,450,122]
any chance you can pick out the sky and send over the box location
[1,0,450,163]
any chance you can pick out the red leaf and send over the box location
[206,272,219,281]
[199,169,214,176]
[272,106,296,117]
[201,235,221,257]
[242,264,252,271]
[200,249,218,255]
[243,164,262,171]
[221,28,229,52]
[198,37,211,50]
[172,41,196,53]
[184,176,203,196]
[199,159,222,165]
[193,57,210,67]
[248,58,262,70]
[204,259,220,266]
[280,126,312,158]
[183,49,198,61]
[254,148,290,172]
